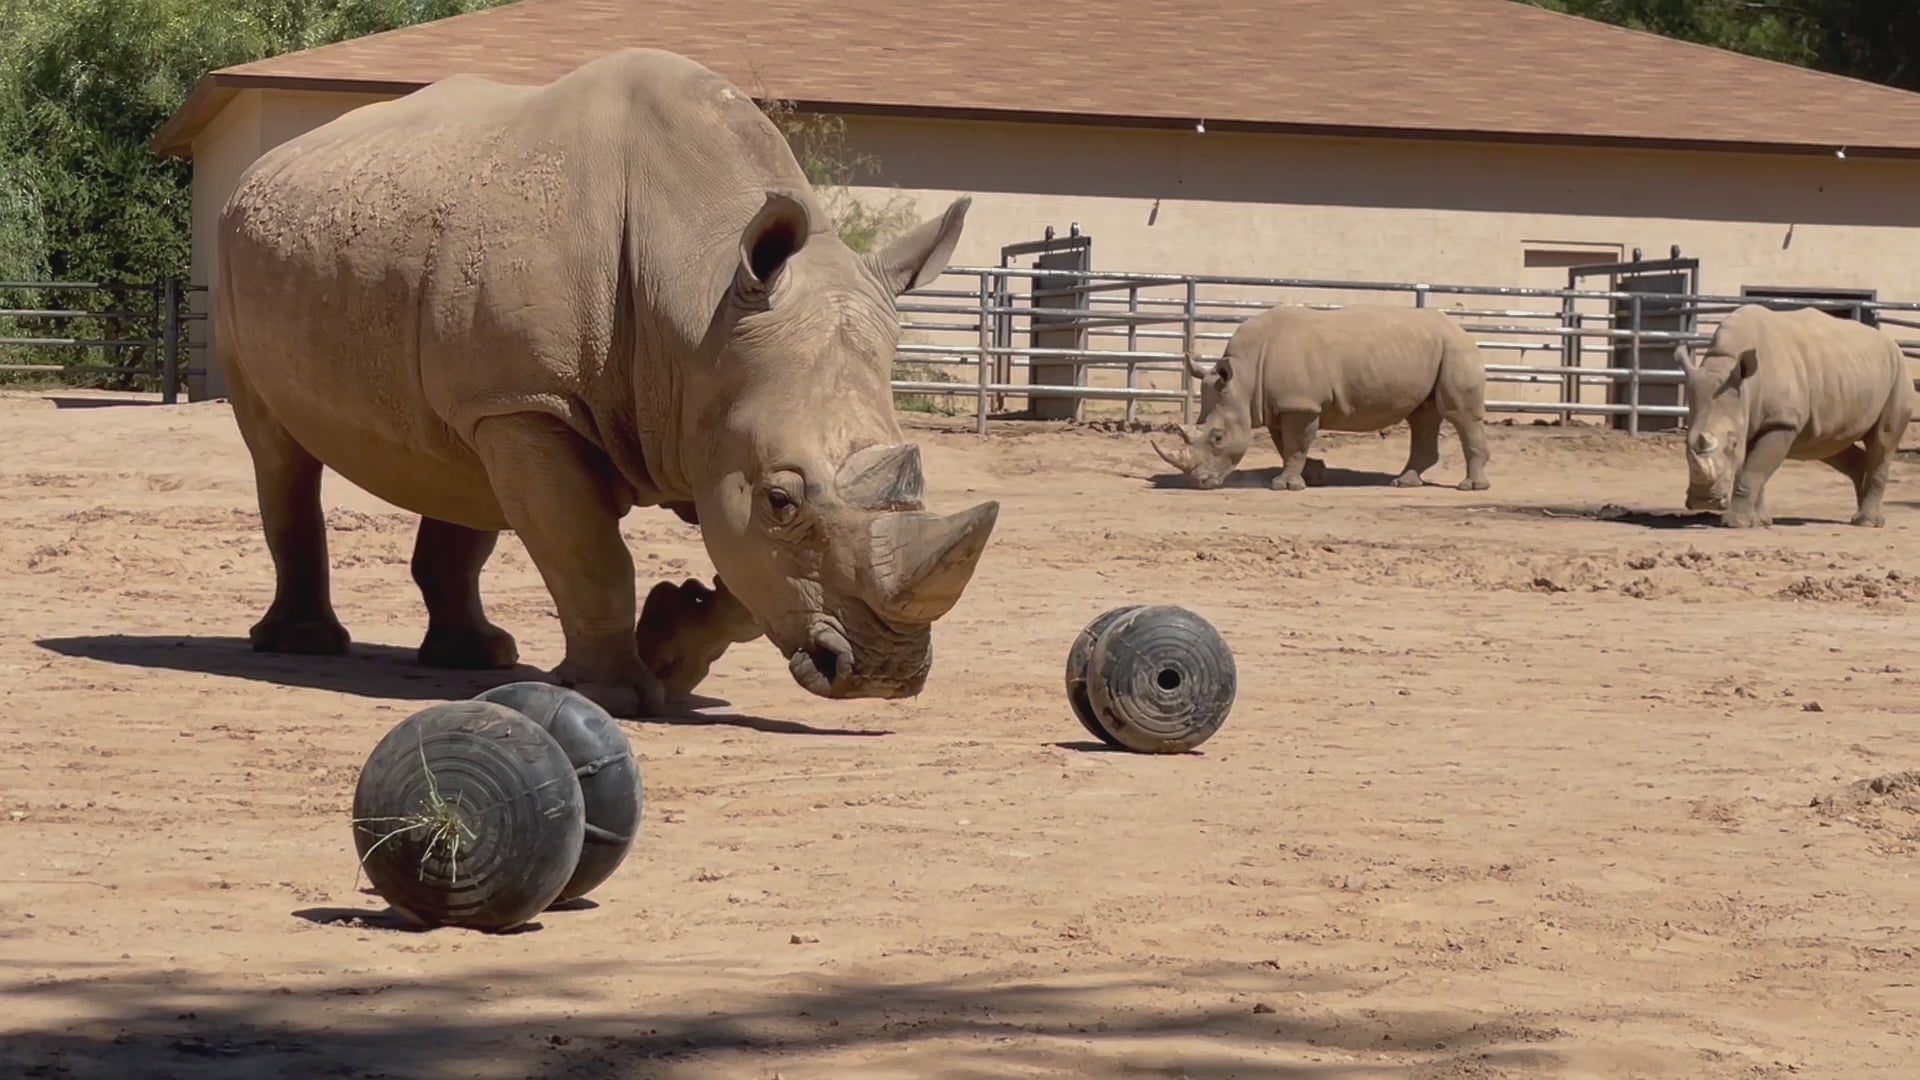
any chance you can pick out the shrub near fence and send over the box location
[0,280,202,401]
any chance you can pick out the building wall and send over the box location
[832,115,1920,418]
[185,95,1920,414]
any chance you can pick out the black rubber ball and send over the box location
[351,701,585,931]
[472,681,643,903]
[1063,604,1143,748]
[1083,605,1236,753]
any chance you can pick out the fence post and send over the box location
[1124,285,1139,426]
[161,278,181,405]
[1559,290,1578,426]
[1180,279,1197,425]
[1414,285,1428,308]
[1627,292,1643,437]
[975,272,991,436]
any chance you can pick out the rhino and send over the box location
[212,48,1000,717]
[1677,303,1913,528]
[1152,304,1491,492]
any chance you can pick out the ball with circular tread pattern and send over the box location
[1066,604,1235,754]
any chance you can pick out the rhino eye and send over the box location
[766,487,797,520]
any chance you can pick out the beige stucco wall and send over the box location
[186,89,395,400]
[834,115,1920,420]
[184,92,1920,419]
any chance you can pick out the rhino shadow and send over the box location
[34,634,887,737]
[1146,463,1407,490]
[1492,504,1841,529]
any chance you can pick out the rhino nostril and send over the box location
[807,641,841,684]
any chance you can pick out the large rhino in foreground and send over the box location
[1153,304,1491,492]
[1678,303,1913,528]
[214,49,1000,717]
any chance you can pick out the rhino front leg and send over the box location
[1391,405,1442,488]
[229,372,351,656]
[635,575,764,697]
[412,517,520,669]
[469,413,665,718]
[1272,412,1319,491]
[1723,427,1794,528]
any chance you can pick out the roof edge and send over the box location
[153,71,1920,162]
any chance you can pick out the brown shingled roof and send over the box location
[153,0,1920,158]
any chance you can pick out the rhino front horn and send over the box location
[837,443,925,511]
[865,501,1001,624]
[1152,435,1197,473]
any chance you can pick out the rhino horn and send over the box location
[836,443,925,511]
[1151,427,1200,473]
[865,501,1001,624]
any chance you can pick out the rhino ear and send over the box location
[734,192,813,304]
[1673,343,1698,371]
[1215,358,1233,384]
[865,195,971,297]
[1736,347,1760,380]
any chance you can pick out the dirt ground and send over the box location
[2,387,1918,1080]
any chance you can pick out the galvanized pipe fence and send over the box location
[0,280,206,403]
[889,267,1920,436]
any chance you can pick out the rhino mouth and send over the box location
[785,612,929,700]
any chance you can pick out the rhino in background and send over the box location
[214,48,1000,717]
[1153,304,1491,492]
[1678,303,1913,528]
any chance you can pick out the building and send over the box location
[156,0,1920,413]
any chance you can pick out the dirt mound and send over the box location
[1776,570,1920,605]
[1810,772,1920,854]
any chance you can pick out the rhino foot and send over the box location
[249,611,350,655]
[1851,511,1887,528]
[1271,473,1307,491]
[1721,508,1772,529]
[417,622,520,670]
[1390,471,1426,489]
[554,659,669,719]
[1457,478,1490,492]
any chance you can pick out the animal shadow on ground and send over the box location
[33,634,889,738]
[0,965,1570,1079]
[44,395,167,410]
[1490,503,1841,529]
[1147,462,1407,490]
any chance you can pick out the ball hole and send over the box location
[1156,667,1182,691]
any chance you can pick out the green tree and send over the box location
[1526,1,1920,92]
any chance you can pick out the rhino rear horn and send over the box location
[864,501,1000,624]
[837,443,925,511]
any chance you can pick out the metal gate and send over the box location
[999,225,1092,421]
[1568,248,1700,434]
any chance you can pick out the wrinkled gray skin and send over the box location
[1679,303,1913,528]
[214,48,1000,717]
[1153,305,1491,491]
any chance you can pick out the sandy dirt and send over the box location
[2,387,1918,1079]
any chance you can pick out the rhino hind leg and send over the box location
[1828,432,1900,529]
[1271,412,1319,491]
[1391,405,1442,488]
[469,412,666,718]
[230,376,351,656]
[412,517,519,669]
